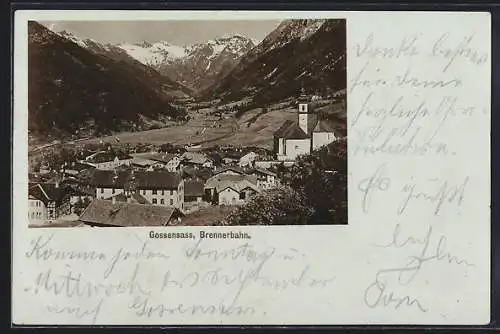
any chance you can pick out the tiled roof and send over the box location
[90,170,181,189]
[29,183,69,206]
[79,199,179,227]
[184,180,204,197]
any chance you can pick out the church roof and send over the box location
[313,119,337,132]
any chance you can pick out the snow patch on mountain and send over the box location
[118,41,187,66]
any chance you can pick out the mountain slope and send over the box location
[57,30,193,97]
[202,19,346,105]
[28,21,189,138]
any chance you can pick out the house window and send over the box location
[152,198,157,204]
[239,192,246,200]
[232,197,236,204]
[170,190,173,195]
[170,199,173,206]
[112,188,115,194]
[152,190,157,195]
[143,190,146,195]
[161,190,164,195]
[161,199,164,204]
[100,188,104,193]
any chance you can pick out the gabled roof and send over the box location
[205,174,259,194]
[79,199,180,227]
[28,183,69,206]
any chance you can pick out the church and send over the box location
[273,90,337,161]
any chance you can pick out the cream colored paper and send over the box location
[12,10,491,325]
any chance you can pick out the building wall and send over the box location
[256,174,277,189]
[28,199,47,223]
[96,187,125,199]
[312,132,337,150]
[278,139,310,161]
[137,181,184,210]
[218,187,242,205]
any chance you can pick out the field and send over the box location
[79,117,236,146]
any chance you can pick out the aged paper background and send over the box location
[12,11,491,325]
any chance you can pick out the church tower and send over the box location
[298,85,310,134]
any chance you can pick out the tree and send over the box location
[223,186,313,226]
[281,138,347,224]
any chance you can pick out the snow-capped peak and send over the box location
[118,40,187,66]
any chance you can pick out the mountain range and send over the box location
[60,30,257,92]
[29,19,346,139]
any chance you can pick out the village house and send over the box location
[28,182,71,224]
[180,152,214,169]
[204,174,260,206]
[183,180,208,213]
[238,151,258,168]
[63,161,95,178]
[273,89,337,161]
[82,151,133,170]
[78,199,184,227]
[90,170,185,211]
[248,168,278,190]
[132,153,181,172]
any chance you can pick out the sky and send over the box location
[39,20,282,46]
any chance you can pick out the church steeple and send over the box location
[297,82,310,134]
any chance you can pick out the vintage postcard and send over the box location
[12,10,490,325]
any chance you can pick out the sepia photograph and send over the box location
[27,19,347,228]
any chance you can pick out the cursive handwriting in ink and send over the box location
[364,278,427,312]
[358,163,391,213]
[46,298,104,324]
[397,176,469,216]
[375,225,475,286]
